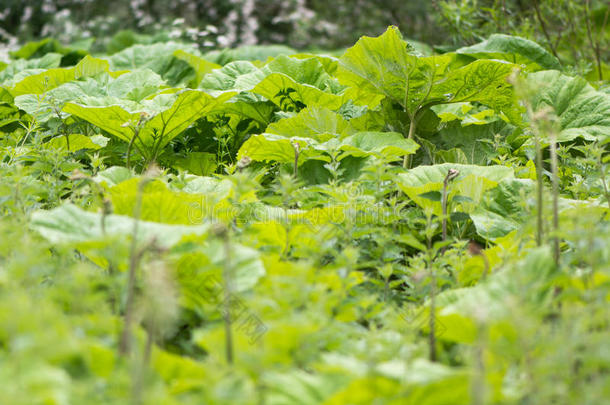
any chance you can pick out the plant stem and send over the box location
[532,0,561,62]
[126,127,141,171]
[471,320,487,405]
[534,132,544,246]
[292,142,300,178]
[221,226,234,365]
[599,163,610,210]
[428,252,437,362]
[549,131,560,266]
[119,178,146,356]
[442,169,459,252]
[584,0,603,81]
[403,114,418,169]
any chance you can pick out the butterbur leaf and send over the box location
[0,53,62,85]
[45,134,108,151]
[266,106,354,140]
[199,60,262,95]
[338,131,419,160]
[338,26,520,125]
[209,93,276,126]
[428,59,519,123]
[239,130,418,166]
[397,163,514,216]
[172,152,218,176]
[203,44,296,65]
[419,191,442,202]
[456,34,561,71]
[30,203,210,249]
[200,55,344,111]
[64,90,235,154]
[252,73,344,110]
[107,42,197,86]
[9,38,90,66]
[6,55,115,97]
[173,49,221,88]
[525,70,610,142]
[237,134,326,165]
[431,102,500,126]
[470,178,533,240]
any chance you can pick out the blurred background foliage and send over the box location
[0,0,607,74]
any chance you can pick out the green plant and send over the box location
[1,23,609,405]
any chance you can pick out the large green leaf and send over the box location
[426,120,515,165]
[236,107,420,165]
[171,152,218,176]
[203,44,296,65]
[456,34,561,71]
[470,178,533,239]
[45,134,108,152]
[173,49,221,88]
[199,60,262,94]
[524,70,610,142]
[30,203,210,249]
[208,93,276,126]
[106,42,197,86]
[252,73,344,110]
[0,53,62,85]
[108,177,237,225]
[337,131,419,160]
[200,55,344,110]
[237,134,327,165]
[396,163,515,216]
[266,106,354,140]
[337,26,519,124]
[238,131,418,165]
[15,76,111,123]
[9,38,90,66]
[10,55,117,98]
[63,89,235,154]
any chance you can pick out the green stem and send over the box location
[584,0,604,81]
[222,227,234,365]
[126,127,140,171]
[428,253,437,362]
[534,133,544,246]
[441,169,459,252]
[403,114,418,169]
[599,163,610,211]
[292,142,300,178]
[549,132,560,266]
[471,320,487,405]
[119,178,146,356]
[532,0,561,62]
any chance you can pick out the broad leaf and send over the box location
[337,26,519,124]
[0,54,62,85]
[10,55,118,97]
[524,70,610,142]
[204,44,296,65]
[337,131,419,160]
[45,134,108,151]
[173,49,221,88]
[107,42,197,86]
[266,106,354,140]
[172,152,218,176]
[30,203,210,248]
[397,163,515,216]
[64,89,235,155]
[456,34,561,71]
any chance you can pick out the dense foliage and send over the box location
[0,22,609,404]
